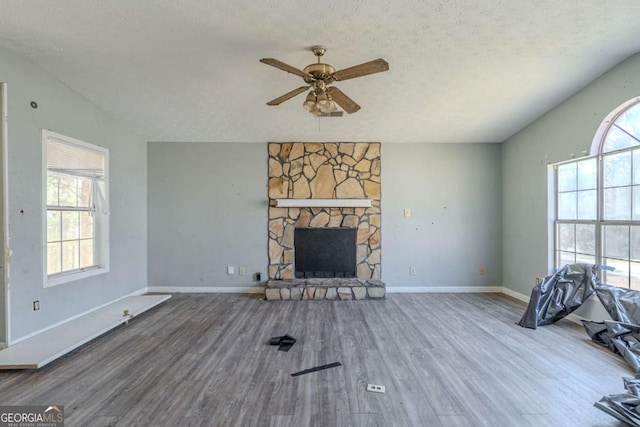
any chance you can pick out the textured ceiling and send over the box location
[1,1,640,143]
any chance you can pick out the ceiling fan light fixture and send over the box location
[315,91,335,114]
[301,89,339,115]
[316,91,329,105]
[318,101,338,114]
[320,97,338,114]
[303,91,317,111]
[309,105,322,116]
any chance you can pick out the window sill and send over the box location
[44,266,108,288]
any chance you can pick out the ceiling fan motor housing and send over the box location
[303,63,336,84]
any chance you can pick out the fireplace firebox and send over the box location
[294,228,357,278]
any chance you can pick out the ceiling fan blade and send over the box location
[266,86,310,106]
[260,58,314,80]
[333,58,389,81]
[327,87,361,114]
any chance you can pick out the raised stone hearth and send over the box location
[265,278,386,301]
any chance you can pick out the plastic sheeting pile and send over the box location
[595,375,640,426]
[517,266,640,425]
[582,285,640,373]
[583,285,640,373]
[517,263,598,329]
[584,285,640,425]
[593,284,640,324]
[517,265,640,371]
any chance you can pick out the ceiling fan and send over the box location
[260,46,389,116]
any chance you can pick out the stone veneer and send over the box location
[265,278,386,301]
[268,142,381,280]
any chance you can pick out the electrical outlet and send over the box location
[33,300,40,311]
[479,267,486,275]
[367,384,385,394]
[227,266,234,275]
[239,267,246,276]
[410,266,416,275]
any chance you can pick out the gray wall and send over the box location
[147,143,268,288]
[502,53,640,319]
[382,143,502,287]
[148,142,503,290]
[1,47,148,341]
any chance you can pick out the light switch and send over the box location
[404,208,411,218]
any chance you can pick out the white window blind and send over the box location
[47,137,105,179]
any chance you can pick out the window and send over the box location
[43,130,109,286]
[555,158,597,266]
[553,98,640,289]
[594,98,640,154]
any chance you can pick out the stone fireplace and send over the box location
[266,142,385,300]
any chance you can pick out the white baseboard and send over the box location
[387,286,503,293]
[500,287,530,303]
[147,286,264,294]
[564,312,588,325]
[10,287,150,346]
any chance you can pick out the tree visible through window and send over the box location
[554,98,640,289]
[46,172,95,274]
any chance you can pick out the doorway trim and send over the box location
[0,82,9,347]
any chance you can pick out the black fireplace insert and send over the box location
[294,227,357,278]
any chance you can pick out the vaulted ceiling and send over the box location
[1,1,640,143]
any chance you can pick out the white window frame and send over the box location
[42,130,109,287]
[591,97,640,155]
[552,155,599,268]
[551,97,640,289]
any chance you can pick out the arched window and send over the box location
[591,97,640,155]
[553,98,640,289]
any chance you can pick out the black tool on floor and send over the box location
[291,362,342,377]
[269,334,296,352]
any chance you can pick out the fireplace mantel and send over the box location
[276,199,372,208]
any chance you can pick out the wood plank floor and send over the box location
[0,293,630,426]
[0,295,170,369]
